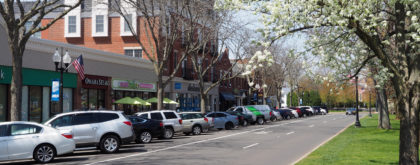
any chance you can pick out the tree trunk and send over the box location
[377,88,391,129]
[200,93,207,114]
[399,92,419,165]
[276,86,282,109]
[156,76,164,110]
[10,52,23,121]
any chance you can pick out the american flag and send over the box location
[72,55,85,80]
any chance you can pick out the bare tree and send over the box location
[184,5,249,113]
[110,0,200,109]
[0,0,82,120]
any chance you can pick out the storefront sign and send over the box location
[187,84,200,92]
[174,82,182,90]
[84,78,109,86]
[112,78,156,92]
[82,75,110,89]
[51,79,60,101]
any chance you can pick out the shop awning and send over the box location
[220,92,236,101]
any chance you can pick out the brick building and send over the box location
[39,0,235,112]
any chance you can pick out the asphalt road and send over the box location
[1,113,363,165]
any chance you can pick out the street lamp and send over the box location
[52,48,71,113]
[355,76,361,127]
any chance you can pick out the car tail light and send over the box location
[61,134,73,139]
[236,117,239,121]
[123,121,132,126]
[159,122,164,127]
[179,119,183,124]
[270,111,273,116]
[240,116,244,120]
[204,117,209,122]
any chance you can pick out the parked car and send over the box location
[179,112,211,135]
[226,110,253,126]
[0,121,75,163]
[276,109,295,120]
[270,108,281,121]
[228,105,272,125]
[312,106,321,115]
[128,116,164,144]
[299,106,315,116]
[205,112,239,130]
[320,107,328,114]
[289,107,303,117]
[288,109,300,118]
[44,110,134,153]
[346,108,357,115]
[135,110,183,139]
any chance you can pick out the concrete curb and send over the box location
[291,115,366,165]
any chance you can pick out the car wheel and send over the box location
[34,144,55,163]
[242,120,248,127]
[257,117,264,125]
[138,131,152,143]
[100,135,120,153]
[225,122,233,130]
[192,126,202,135]
[163,128,174,139]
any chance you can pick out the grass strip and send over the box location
[297,114,402,165]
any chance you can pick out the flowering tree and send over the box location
[218,0,420,163]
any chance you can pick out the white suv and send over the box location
[135,110,182,139]
[44,111,134,153]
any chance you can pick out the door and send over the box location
[214,113,227,128]
[0,125,8,161]
[7,124,41,160]
[49,114,74,137]
[72,113,98,144]
[181,114,193,131]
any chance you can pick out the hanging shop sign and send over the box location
[51,79,60,101]
[112,78,156,92]
[174,82,182,90]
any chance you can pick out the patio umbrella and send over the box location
[146,97,179,104]
[114,97,142,105]
[133,97,151,106]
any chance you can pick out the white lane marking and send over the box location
[255,131,272,134]
[309,124,314,128]
[242,143,259,149]
[286,131,295,135]
[86,120,297,165]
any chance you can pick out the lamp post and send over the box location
[52,48,71,113]
[355,76,361,127]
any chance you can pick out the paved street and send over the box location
[0,113,364,165]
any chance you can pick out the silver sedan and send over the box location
[0,121,75,163]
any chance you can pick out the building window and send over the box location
[24,21,41,38]
[124,49,142,58]
[96,15,104,33]
[124,14,132,32]
[68,16,77,33]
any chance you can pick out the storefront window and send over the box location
[29,86,42,123]
[98,90,105,109]
[81,88,88,110]
[0,85,7,121]
[63,88,73,112]
[89,89,98,109]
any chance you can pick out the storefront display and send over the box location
[0,65,77,122]
[78,75,110,110]
[112,78,156,114]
